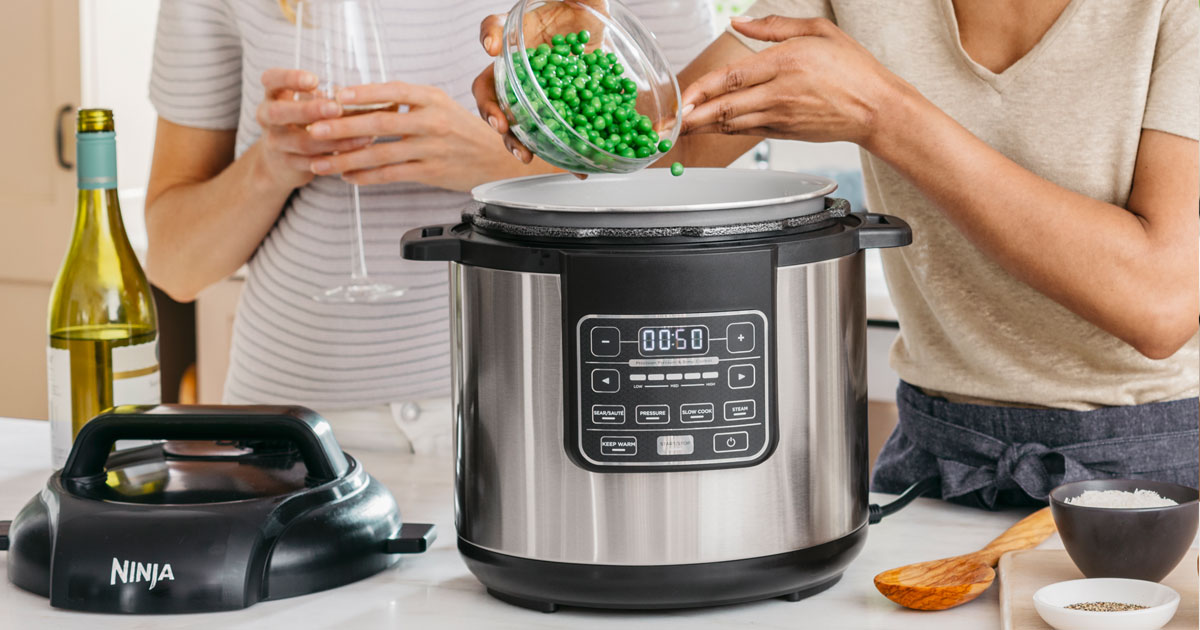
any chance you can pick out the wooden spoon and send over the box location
[874,506,1057,611]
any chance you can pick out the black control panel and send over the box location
[574,311,770,469]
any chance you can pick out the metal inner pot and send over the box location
[471,169,838,229]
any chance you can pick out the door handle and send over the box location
[55,104,74,170]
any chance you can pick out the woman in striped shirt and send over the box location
[144,0,718,453]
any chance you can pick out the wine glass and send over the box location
[295,0,405,303]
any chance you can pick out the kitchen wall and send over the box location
[80,0,160,252]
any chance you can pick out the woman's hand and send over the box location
[679,16,909,151]
[472,2,607,163]
[254,68,372,191]
[305,82,542,191]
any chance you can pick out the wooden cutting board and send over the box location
[998,548,1199,630]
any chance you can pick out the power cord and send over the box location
[868,476,940,524]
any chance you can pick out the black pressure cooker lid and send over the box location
[3,405,435,614]
[471,169,837,231]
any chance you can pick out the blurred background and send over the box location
[1,0,900,463]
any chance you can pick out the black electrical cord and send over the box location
[868,476,940,524]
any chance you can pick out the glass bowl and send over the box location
[494,0,682,174]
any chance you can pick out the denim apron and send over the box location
[871,381,1200,510]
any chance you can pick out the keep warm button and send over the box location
[713,431,750,453]
[600,436,637,456]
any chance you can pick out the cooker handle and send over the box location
[60,405,350,485]
[856,213,912,250]
[385,522,438,554]
[401,224,463,262]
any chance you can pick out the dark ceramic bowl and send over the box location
[1050,479,1198,582]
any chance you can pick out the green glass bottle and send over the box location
[47,109,159,468]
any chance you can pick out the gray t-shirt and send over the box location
[732,0,1199,409]
[150,0,719,408]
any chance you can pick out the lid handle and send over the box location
[401,223,462,262]
[60,405,350,484]
[856,213,912,250]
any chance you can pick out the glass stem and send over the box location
[349,183,369,282]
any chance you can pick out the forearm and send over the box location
[868,86,1199,358]
[145,141,293,302]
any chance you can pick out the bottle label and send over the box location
[77,130,118,190]
[48,338,160,468]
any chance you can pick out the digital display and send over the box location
[638,325,708,356]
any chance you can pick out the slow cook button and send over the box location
[591,404,625,424]
[636,405,670,424]
[600,436,636,457]
[591,369,620,393]
[656,434,694,456]
[680,403,715,423]
[713,431,750,453]
[723,399,756,421]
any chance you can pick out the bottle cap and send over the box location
[77,109,114,133]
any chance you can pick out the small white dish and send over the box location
[1033,578,1180,630]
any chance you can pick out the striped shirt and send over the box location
[150,0,719,408]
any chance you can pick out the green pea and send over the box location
[593,117,607,130]
[531,55,548,71]
[580,88,594,100]
[670,162,684,176]
[548,76,564,89]
[611,63,624,76]
[565,32,578,45]
[621,132,634,144]
[637,117,653,133]
[552,34,566,46]
[570,42,584,55]
[587,129,602,143]
[578,29,591,44]
[619,147,636,158]
[563,86,578,101]
[564,63,579,76]
[553,44,570,56]
[547,86,563,99]
[619,119,634,133]
[657,139,673,152]
[635,145,653,158]
[535,75,548,88]
[633,134,650,147]
[581,104,597,117]
[549,53,565,66]
[606,52,618,65]
[601,76,619,92]
[536,43,550,55]
[621,78,637,93]
[614,108,630,122]
[586,79,600,92]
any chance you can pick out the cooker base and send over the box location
[459,524,867,612]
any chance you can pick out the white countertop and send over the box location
[0,417,1068,629]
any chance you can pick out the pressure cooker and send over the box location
[401,168,911,612]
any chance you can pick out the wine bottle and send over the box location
[46,109,160,468]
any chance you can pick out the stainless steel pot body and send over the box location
[450,253,869,566]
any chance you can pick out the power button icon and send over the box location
[713,431,749,453]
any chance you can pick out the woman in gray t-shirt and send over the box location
[145,0,717,452]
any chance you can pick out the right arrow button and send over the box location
[728,364,755,389]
